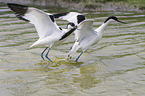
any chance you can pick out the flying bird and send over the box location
[7,3,77,62]
[53,12,85,25]
[53,12,86,40]
[68,16,127,62]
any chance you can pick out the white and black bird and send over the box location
[53,12,85,25]
[7,3,77,62]
[68,16,127,62]
[53,12,86,40]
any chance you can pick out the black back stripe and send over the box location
[59,27,77,41]
[53,12,69,18]
[59,27,62,30]
[49,15,55,22]
[16,15,30,22]
[7,3,28,16]
[77,15,85,24]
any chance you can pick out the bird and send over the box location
[68,16,127,62]
[7,3,77,62]
[53,12,86,40]
[53,12,86,25]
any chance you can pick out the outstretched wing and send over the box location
[76,19,96,42]
[53,12,85,25]
[7,3,61,38]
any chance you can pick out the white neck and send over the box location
[95,20,111,35]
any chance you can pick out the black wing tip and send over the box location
[7,3,28,16]
[77,15,86,24]
[7,3,28,9]
[49,15,55,22]
[16,15,30,22]
[53,12,69,18]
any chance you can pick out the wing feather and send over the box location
[54,12,85,25]
[7,3,61,38]
[24,7,61,38]
[76,19,96,42]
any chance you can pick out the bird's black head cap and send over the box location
[104,16,118,23]
[66,22,75,29]
[104,16,127,24]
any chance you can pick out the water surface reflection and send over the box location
[1,2,145,96]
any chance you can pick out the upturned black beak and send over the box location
[116,20,127,24]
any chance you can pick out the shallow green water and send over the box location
[1,3,145,96]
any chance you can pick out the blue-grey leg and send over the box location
[41,47,48,61]
[45,46,52,62]
[70,46,72,50]
[68,55,72,59]
[75,49,86,62]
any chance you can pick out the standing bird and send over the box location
[7,3,77,62]
[68,16,127,62]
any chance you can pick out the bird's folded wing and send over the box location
[7,3,61,38]
[76,19,96,42]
